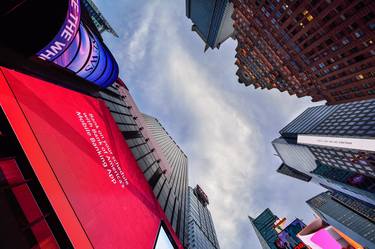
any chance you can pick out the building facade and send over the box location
[82,0,119,37]
[273,99,375,206]
[249,209,279,249]
[231,0,375,104]
[307,191,375,248]
[186,0,234,50]
[186,185,220,249]
[98,82,188,245]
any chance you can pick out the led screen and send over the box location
[298,226,354,249]
[0,67,182,249]
[275,219,308,249]
[36,0,119,87]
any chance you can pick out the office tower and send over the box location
[231,0,375,104]
[250,209,307,249]
[186,0,234,50]
[186,185,220,249]
[143,114,189,244]
[307,191,375,248]
[273,99,375,206]
[98,82,188,245]
[249,209,279,249]
[82,0,119,37]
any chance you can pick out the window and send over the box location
[354,30,364,38]
[342,37,350,45]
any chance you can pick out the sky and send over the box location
[96,0,325,248]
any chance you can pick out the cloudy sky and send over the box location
[96,0,325,248]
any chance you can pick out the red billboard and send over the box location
[0,66,182,249]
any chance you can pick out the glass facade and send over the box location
[307,192,375,249]
[186,186,220,249]
[276,163,312,182]
[249,209,279,249]
[98,83,188,244]
[143,114,189,245]
[274,99,375,187]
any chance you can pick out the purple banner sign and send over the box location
[37,0,80,61]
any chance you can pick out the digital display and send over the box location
[0,67,182,249]
[275,219,308,249]
[36,0,119,87]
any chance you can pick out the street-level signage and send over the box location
[297,135,375,152]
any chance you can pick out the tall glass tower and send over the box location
[272,99,375,206]
[249,209,279,249]
[98,81,188,244]
[186,185,220,249]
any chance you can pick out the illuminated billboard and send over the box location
[36,0,119,87]
[0,66,182,248]
[298,218,357,249]
[275,219,308,249]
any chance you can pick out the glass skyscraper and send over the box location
[273,99,375,206]
[143,114,189,245]
[186,185,220,249]
[307,191,375,249]
[98,81,188,244]
[249,209,279,249]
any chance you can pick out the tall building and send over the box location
[307,191,375,248]
[186,185,220,249]
[186,0,234,51]
[273,99,375,206]
[82,0,119,37]
[186,0,375,104]
[143,114,189,244]
[250,209,308,249]
[231,0,375,104]
[249,209,279,249]
[98,82,188,245]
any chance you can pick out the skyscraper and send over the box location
[82,0,119,37]
[186,185,220,249]
[250,209,308,249]
[249,209,279,249]
[186,0,375,104]
[186,0,234,51]
[273,99,375,206]
[232,0,375,104]
[143,114,189,245]
[307,191,375,249]
[98,81,188,245]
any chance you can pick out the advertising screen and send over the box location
[36,0,119,87]
[275,219,308,249]
[0,67,182,249]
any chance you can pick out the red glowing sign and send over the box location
[0,67,182,249]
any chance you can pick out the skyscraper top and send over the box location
[186,0,234,51]
[193,184,210,206]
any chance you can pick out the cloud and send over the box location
[99,0,326,248]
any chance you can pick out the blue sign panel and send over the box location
[36,0,118,87]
